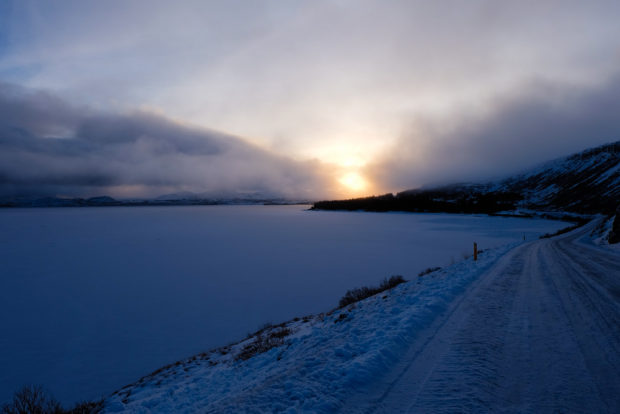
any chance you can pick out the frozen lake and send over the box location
[0,205,569,405]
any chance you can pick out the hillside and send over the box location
[104,243,518,412]
[313,141,620,215]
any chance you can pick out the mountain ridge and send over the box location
[0,193,311,208]
[314,141,620,215]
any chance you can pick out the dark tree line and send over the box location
[312,190,523,215]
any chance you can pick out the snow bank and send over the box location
[104,243,516,413]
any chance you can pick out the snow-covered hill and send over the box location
[401,140,620,213]
[492,141,620,212]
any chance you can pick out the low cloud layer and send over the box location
[368,75,620,192]
[3,74,620,201]
[0,83,333,199]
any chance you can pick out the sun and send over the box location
[338,172,368,194]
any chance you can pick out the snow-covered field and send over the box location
[105,218,620,413]
[0,205,570,405]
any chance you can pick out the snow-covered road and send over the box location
[345,220,620,413]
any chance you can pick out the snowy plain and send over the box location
[0,205,570,405]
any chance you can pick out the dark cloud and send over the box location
[368,75,620,191]
[0,83,333,199]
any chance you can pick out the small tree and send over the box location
[1,385,63,414]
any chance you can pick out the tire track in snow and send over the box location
[342,244,530,413]
[543,228,620,411]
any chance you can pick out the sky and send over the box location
[1,0,620,199]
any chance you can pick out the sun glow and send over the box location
[338,172,368,194]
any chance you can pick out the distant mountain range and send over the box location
[0,192,311,208]
[313,141,620,215]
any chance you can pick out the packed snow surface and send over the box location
[105,219,620,413]
[0,206,568,405]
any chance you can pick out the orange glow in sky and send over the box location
[338,171,369,195]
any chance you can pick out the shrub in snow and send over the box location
[1,385,62,414]
[66,401,103,414]
[338,275,406,308]
[236,327,292,361]
[334,313,348,323]
[418,267,441,277]
[1,385,103,414]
